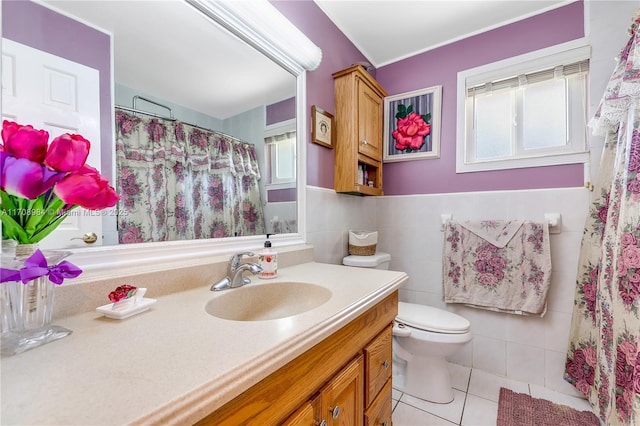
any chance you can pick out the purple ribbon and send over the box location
[0,249,83,285]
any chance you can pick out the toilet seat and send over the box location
[397,302,470,334]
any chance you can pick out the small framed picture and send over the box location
[311,105,334,149]
[383,85,442,162]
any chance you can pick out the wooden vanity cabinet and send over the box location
[320,355,364,426]
[364,325,393,407]
[196,292,397,426]
[283,356,363,426]
[365,380,392,426]
[282,394,320,426]
[332,65,387,196]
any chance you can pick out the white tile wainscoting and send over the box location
[306,185,589,398]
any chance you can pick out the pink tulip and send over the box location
[0,152,64,199]
[45,133,90,172]
[54,165,119,210]
[2,120,50,163]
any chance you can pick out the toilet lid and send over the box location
[396,302,470,334]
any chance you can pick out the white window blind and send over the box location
[466,59,589,97]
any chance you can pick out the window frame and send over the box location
[456,38,590,173]
[264,118,296,189]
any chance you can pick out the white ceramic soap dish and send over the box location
[96,288,156,319]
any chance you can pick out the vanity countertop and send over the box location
[0,262,407,425]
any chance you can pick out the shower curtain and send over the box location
[564,14,640,426]
[114,110,265,243]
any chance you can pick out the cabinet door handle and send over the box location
[381,421,389,426]
[361,139,368,145]
[318,420,327,426]
[382,359,390,369]
[329,405,340,419]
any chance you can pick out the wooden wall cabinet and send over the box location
[333,65,388,196]
[197,292,398,426]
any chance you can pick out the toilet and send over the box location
[342,251,472,404]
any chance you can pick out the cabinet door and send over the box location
[321,355,364,426]
[282,394,321,426]
[357,78,383,162]
[364,326,393,407]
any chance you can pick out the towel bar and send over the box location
[544,213,562,234]
[440,214,452,231]
[439,214,561,234]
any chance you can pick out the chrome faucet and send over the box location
[210,252,263,291]
[227,251,254,278]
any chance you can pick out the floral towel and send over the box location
[459,220,524,248]
[443,220,551,316]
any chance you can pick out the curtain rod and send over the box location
[114,105,254,146]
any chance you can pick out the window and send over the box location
[456,39,590,173]
[264,120,296,188]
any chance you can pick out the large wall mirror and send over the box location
[1,0,319,281]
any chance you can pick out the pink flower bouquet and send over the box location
[0,120,119,244]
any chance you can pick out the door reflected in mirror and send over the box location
[2,0,298,250]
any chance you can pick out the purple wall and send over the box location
[268,188,297,203]
[377,1,585,195]
[271,0,370,189]
[3,1,113,181]
[266,97,295,126]
[274,1,586,195]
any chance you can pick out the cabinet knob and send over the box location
[318,420,327,426]
[361,139,368,145]
[329,406,340,419]
[382,359,390,369]
[381,421,389,426]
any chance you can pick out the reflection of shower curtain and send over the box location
[564,14,640,426]
[114,110,265,243]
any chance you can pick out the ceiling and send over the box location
[42,1,296,119]
[313,0,574,67]
[38,1,574,119]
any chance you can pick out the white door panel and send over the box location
[2,38,102,249]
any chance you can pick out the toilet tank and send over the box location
[342,252,391,270]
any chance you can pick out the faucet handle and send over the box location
[228,251,255,274]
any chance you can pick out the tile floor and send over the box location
[392,363,595,426]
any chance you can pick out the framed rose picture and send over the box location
[311,105,333,149]
[383,85,442,162]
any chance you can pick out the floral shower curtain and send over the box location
[114,109,265,243]
[564,14,640,425]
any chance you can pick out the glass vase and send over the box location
[0,245,73,356]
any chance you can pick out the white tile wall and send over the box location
[305,186,376,265]
[306,186,592,396]
[376,188,590,393]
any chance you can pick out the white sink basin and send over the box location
[205,281,332,321]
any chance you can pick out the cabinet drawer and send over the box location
[365,379,392,426]
[364,325,392,407]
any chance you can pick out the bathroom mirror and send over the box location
[1,0,317,281]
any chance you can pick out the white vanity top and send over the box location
[0,262,407,425]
